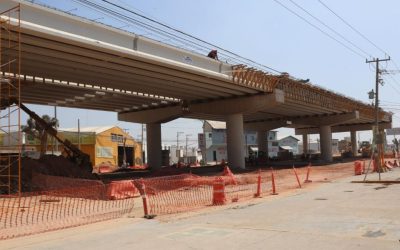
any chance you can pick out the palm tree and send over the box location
[21,115,59,158]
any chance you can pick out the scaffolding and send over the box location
[0,5,21,194]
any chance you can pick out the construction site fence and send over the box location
[141,163,355,216]
[0,181,136,240]
[0,162,360,240]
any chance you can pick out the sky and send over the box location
[22,0,400,146]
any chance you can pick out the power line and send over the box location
[272,0,365,58]
[318,0,388,56]
[288,0,372,58]
[98,0,282,73]
[318,0,400,78]
[72,0,281,72]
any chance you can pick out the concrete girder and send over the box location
[295,122,392,135]
[244,120,291,131]
[10,33,259,95]
[244,111,359,131]
[10,50,224,100]
[291,111,360,127]
[118,90,285,124]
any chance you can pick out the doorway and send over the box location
[118,146,134,166]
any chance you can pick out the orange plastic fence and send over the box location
[0,182,135,240]
[143,163,355,216]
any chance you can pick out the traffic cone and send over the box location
[304,163,312,183]
[140,178,156,219]
[293,165,302,188]
[254,169,262,198]
[270,167,278,195]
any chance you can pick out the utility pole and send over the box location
[77,118,81,150]
[366,56,390,180]
[176,131,184,161]
[185,134,192,163]
[53,106,57,154]
[141,124,146,164]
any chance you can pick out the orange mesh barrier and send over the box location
[0,182,135,240]
[142,163,355,216]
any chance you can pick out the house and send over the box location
[25,126,143,167]
[298,139,339,155]
[198,120,280,163]
[278,136,300,155]
[164,144,202,165]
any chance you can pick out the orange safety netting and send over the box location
[0,181,136,240]
[142,163,356,216]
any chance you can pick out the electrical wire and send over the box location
[272,0,365,58]
[288,0,372,58]
[318,0,387,56]
[317,0,400,78]
[73,0,281,73]
[98,0,282,73]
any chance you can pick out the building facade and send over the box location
[198,121,280,163]
[23,126,143,167]
[278,136,300,155]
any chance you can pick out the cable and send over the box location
[288,0,372,58]
[98,0,282,73]
[74,0,280,72]
[382,73,400,89]
[272,0,365,58]
[318,0,388,56]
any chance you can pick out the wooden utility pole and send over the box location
[366,57,390,180]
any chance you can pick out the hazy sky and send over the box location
[24,0,400,145]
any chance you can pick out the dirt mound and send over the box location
[0,155,97,193]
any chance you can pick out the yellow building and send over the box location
[25,126,143,167]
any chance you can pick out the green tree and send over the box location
[21,115,59,158]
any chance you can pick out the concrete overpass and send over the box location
[0,0,392,169]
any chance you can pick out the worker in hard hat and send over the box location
[207,50,219,60]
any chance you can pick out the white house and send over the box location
[278,136,300,155]
[198,121,280,163]
[298,139,339,155]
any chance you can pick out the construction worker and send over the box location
[207,50,219,60]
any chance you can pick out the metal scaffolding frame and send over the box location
[0,4,21,194]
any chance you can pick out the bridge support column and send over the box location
[227,113,245,169]
[350,130,357,157]
[302,134,308,154]
[146,123,162,170]
[320,125,333,162]
[257,130,268,153]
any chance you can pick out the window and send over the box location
[208,133,212,138]
[272,142,279,146]
[111,133,124,143]
[117,135,124,143]
[96,146,113,158]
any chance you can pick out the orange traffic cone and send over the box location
[270,167,278,195]
[304,163,312,183]
[254,169,262,197]
[293,166,302,188]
